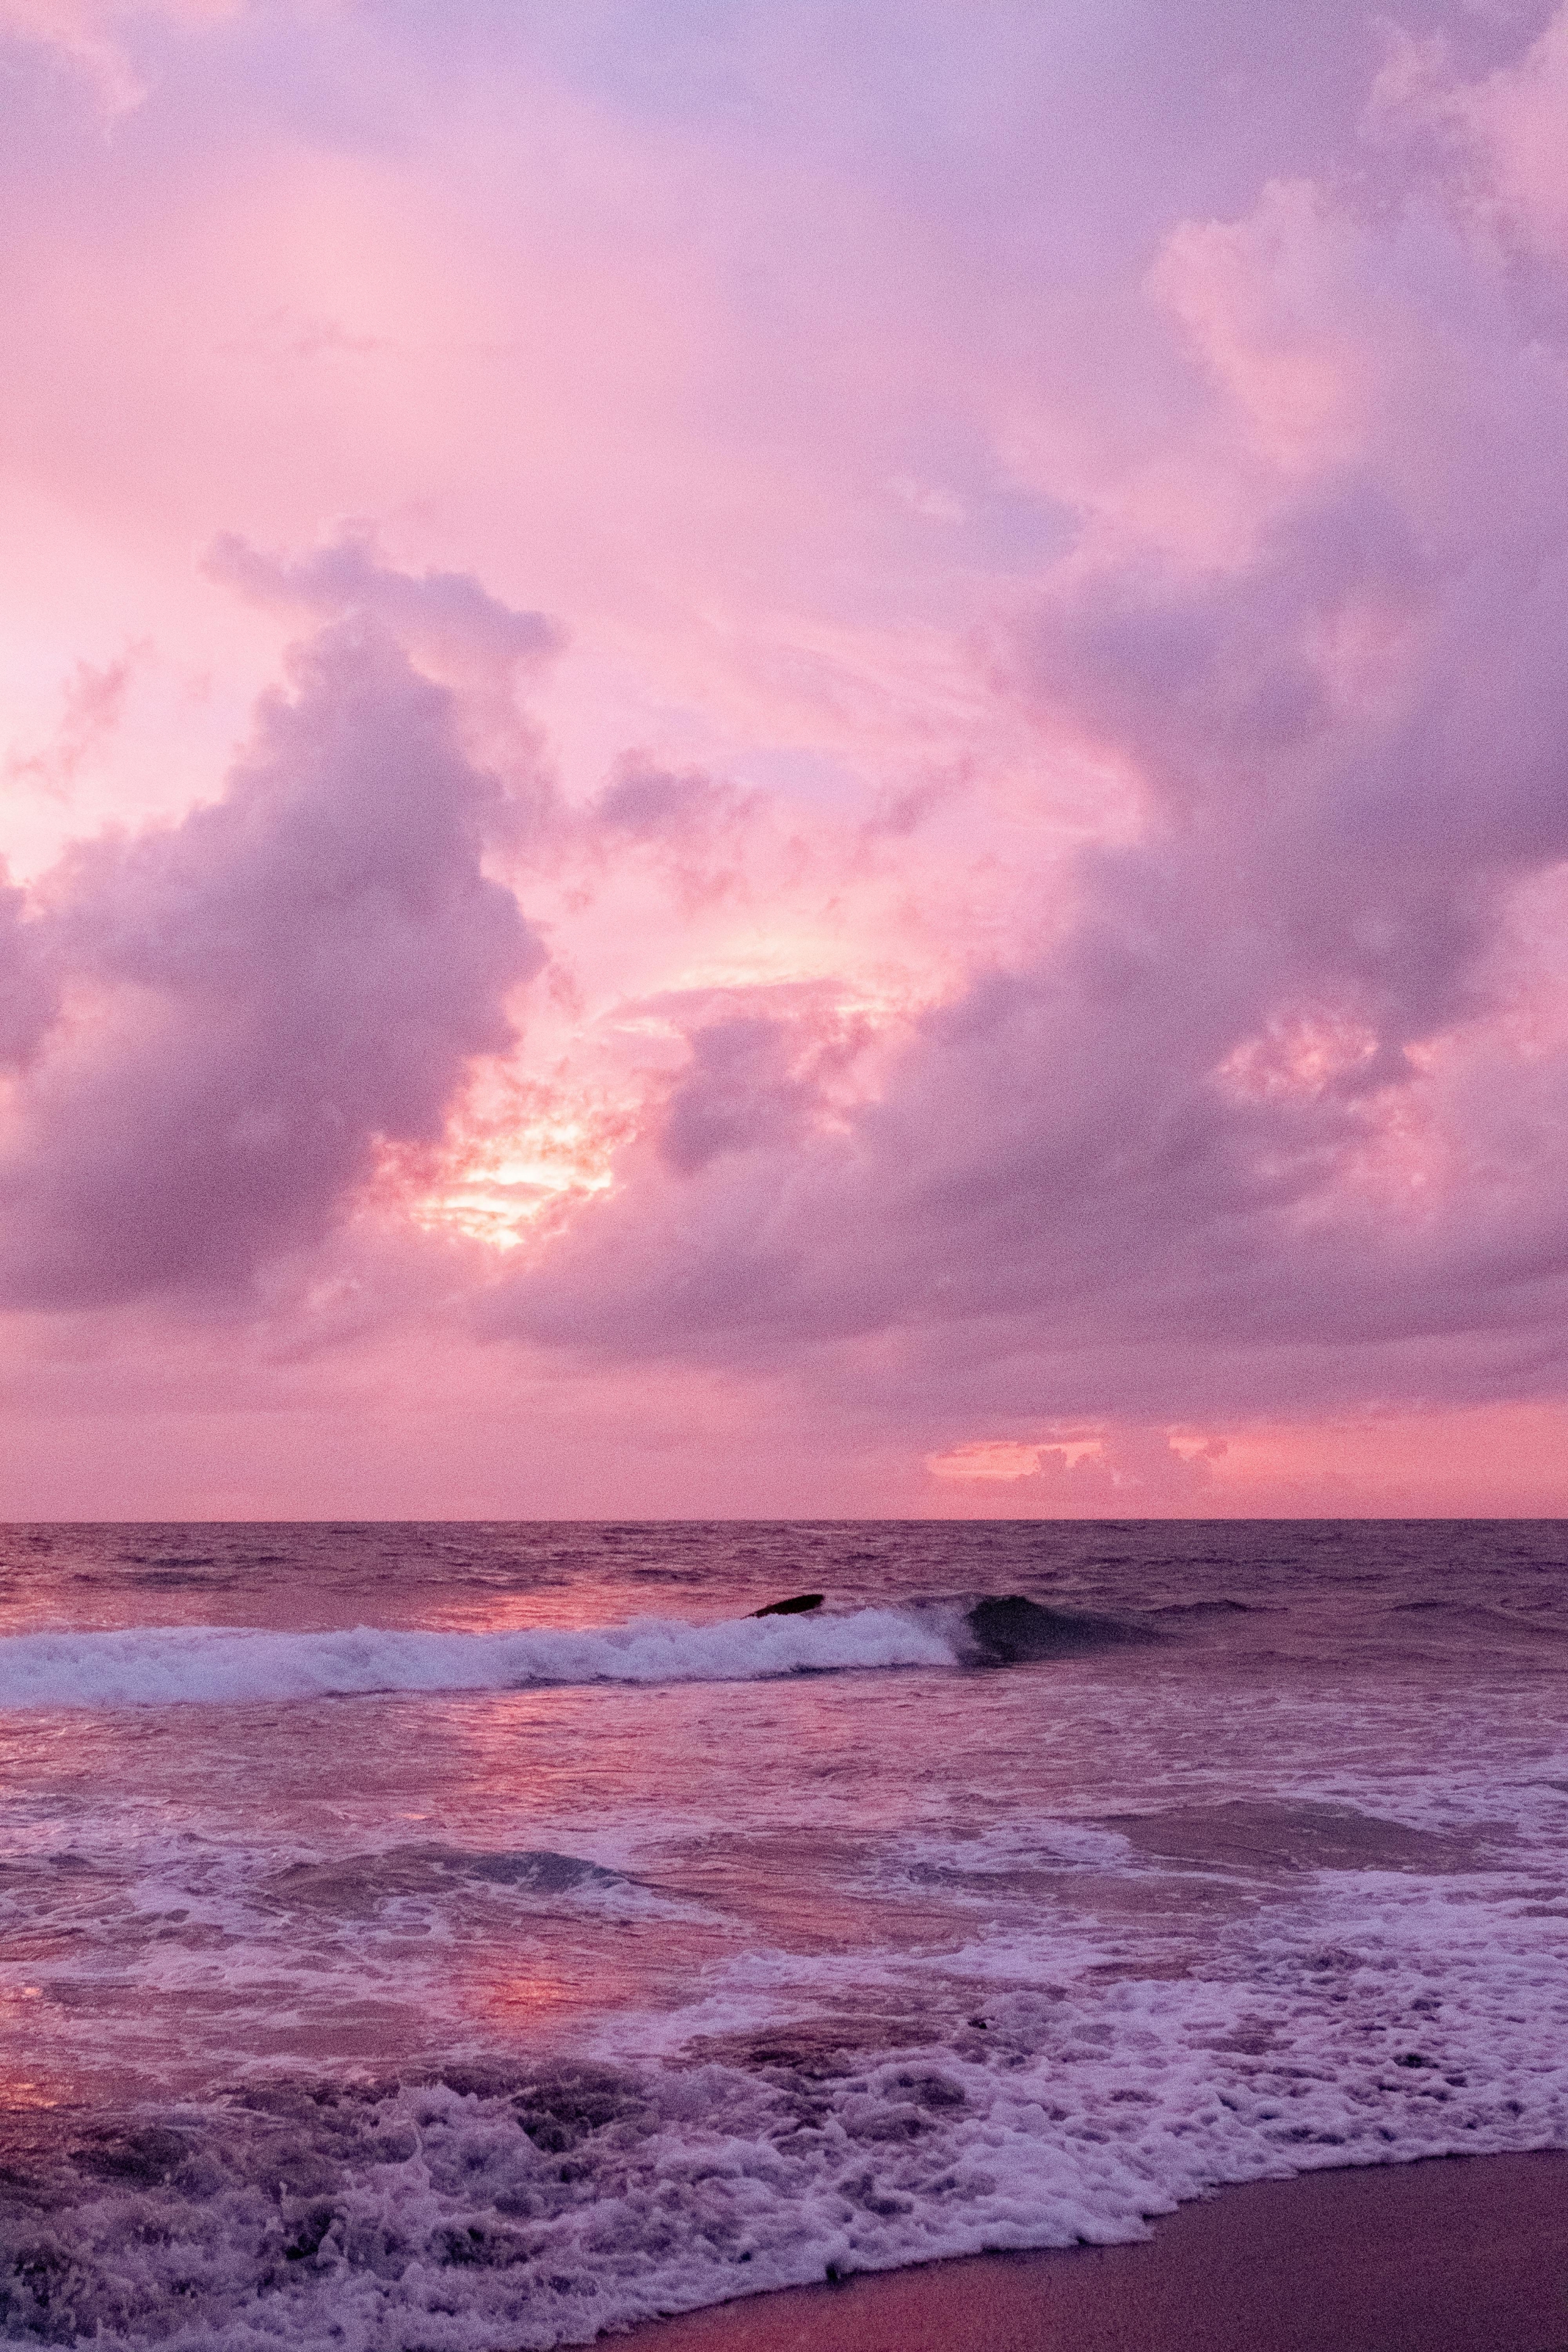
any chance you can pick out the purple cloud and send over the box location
[0,869,56,1070]
[204,526,561,679]
[0,618,544,1307]
[489,277,1568,1416]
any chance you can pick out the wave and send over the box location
[1390,1601,1568,1642]
[1150,1597,1259,1618]
[0,1608,960,1712]
[3,1900,1564,2352]
[963,1594,1157,1662]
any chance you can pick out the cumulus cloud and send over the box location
[0,869,56,1071]
[207,526,566,842]
[488,27,1568,1420]
[0,616,544,1308]
[927,1429,1225,1511]
[205,526,561,687]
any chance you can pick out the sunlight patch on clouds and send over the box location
[391,1077,632,1254]
[1217,1008,1382,1102]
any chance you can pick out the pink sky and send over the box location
[6,0,1568,1517]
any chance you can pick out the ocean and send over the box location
[0,1520,1564,2349]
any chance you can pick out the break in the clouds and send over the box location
[5,0,1568,1513]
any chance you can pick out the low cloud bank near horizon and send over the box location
[6,0,1568,1510]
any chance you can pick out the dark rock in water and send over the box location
[751,1592,824,1617]
[965,1594,1152,1663]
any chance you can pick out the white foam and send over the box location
[0,1608,960,1712]
[4,1877,1565,2352]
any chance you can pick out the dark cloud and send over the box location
[0,618,544,1308]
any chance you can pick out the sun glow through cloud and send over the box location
[6,0,1568,1514]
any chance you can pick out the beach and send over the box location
[2,1522,1565,2349]
[625,2154,1568,2352]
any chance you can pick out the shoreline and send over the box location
[612,2151,1568,2352]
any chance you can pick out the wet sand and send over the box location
[616,2153,1568,2352]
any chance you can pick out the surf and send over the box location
[0,1594,1167,1711]
[0,1608,963,1711]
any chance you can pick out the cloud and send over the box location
[10,0,1568,1512]
[0,0,239,112]
[926,1428,1224,1510]
[583,755,761,914]
[204,526,561,686]
[0,615,544,1308]
[591,759,744,848]
[0,868,57,1069]
[659,998,872,1176]
[4,654,139,802]
[487,50,1568,1422]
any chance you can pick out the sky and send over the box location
[5,0,1568,1518]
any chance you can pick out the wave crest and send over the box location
[0,1608,959,1712]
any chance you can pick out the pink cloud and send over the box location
[0,0,240,111]
[482,46,1568,1444]
[6,2,1568,1511]
[1,608,544,1306]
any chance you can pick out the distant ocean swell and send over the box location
[0,1599,1150,1711]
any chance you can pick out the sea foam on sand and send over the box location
[619,2152,1568,2352]
[3,1881,1564,2351]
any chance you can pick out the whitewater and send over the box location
[0,1607,958,1710]
[1,1520,1565,2349]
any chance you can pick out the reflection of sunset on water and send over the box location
[2,1523,1565,2346]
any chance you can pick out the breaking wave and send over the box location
[0,1609,962,1712]
[3,1906,1565,2352]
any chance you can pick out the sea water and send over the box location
[0,1520,1564,2348]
